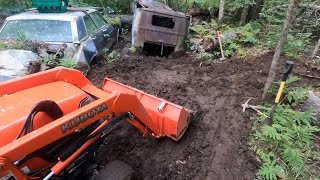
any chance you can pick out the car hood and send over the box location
[0,50,38,82]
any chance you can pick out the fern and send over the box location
[257,161,282,180]
[59,58,77,69]
[39,53,57,66]
[291,125,317,149]
[261,125,282,141]
[257,150,275,164]
[282,148,305,174]
[285,75,301,85]
[190,25,214,37]
[251,103,319,179]
[286,87,310,104]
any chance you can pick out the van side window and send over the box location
[152,15,175,29]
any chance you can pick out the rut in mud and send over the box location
[87,49,319,179]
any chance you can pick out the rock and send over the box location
[302,91,320,126]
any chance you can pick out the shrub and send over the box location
[105,16,121,27]
[59,58,77,69]
[102,49,117,64]
[39,53,57,66]
[128,46,136,53]
[196,52,213,61]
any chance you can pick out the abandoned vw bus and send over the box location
[132,1,190,56]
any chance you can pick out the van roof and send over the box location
[137,2,188,18]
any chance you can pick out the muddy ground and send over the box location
[87,38,319,179]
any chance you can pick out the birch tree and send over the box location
[218,0,225,22]
[311,37,320,59]
[262,0,299,100]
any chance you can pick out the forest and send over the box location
[0,0,319,179]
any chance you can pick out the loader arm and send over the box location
[0,67,191,179]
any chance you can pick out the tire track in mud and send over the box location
[88,52,318,179]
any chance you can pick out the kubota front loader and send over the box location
[0,67,191,180]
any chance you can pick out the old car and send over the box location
[0,7,119,81]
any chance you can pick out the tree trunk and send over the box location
[240,7,249,26]
[218,0,225,22]
[311,37,320,59]
[248,0,264,20]
[262,0,299,100]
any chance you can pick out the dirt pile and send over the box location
[88,51,319,179]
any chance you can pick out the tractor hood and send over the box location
[0,50,39,82]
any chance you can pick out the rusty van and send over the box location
[132,1,190,56]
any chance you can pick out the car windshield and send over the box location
[0,19,73,42]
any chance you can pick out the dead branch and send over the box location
[299,74,320,80]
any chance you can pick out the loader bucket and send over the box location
[103,78,192,141]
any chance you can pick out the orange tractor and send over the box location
[0,67,192,180]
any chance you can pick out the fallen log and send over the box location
[189,31,238,52]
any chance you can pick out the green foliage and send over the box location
[227,0,256,10]
[0,0,30,10]
[263,30,312,59]
[121,28,129,35]
[210,22,260,58]
[196,52,213,61]
[105,16,121,27]
[190,20,218,38]
[190,25,214,38]
[10,40,27,50]
[311,58,320,68]
[261,125,282,141]
[251,77,319,179]
[285,75,301,85]
[39,53,57,66]
[286,87,310,104]
[237,47,250,58]
[284,33,312,59]
[0,42,5,50]
[128,46,136,53]
[257,161,282,180]
[16,30,27,42]
[251,105,319,179]
[269,76,311,104]
[77,0,131,13]
[237,23,261,44]
[59,58,77,69]
[102,49,117,64]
